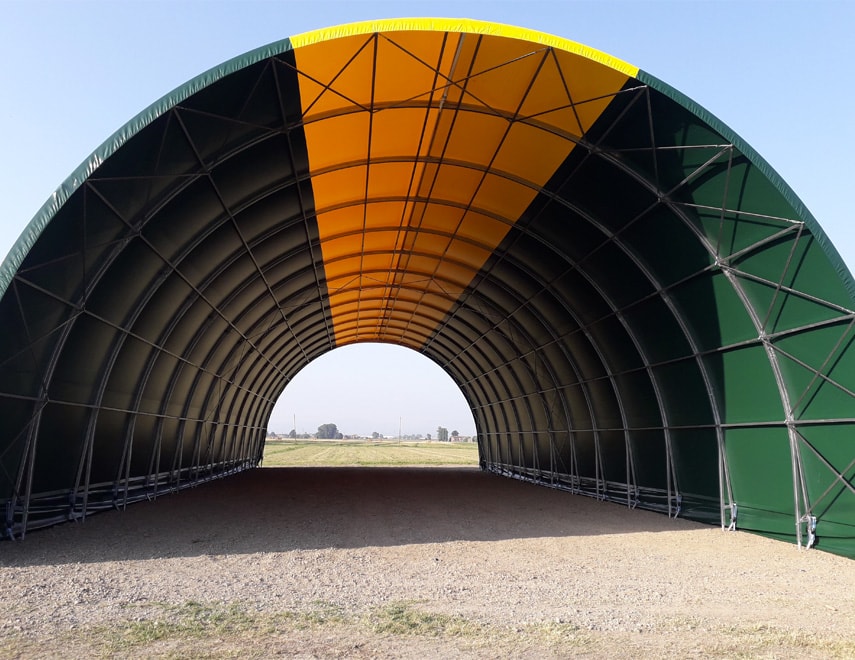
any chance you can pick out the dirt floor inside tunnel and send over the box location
[2,466,855,658]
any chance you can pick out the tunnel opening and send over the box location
[266,343,476,440]
[261,342,479,468]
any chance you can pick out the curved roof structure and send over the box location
[2,19,855,556]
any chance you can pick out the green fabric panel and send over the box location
[670,427,720,524]
[797,425,855,520]
[30,403,89,494]
[805,524,855,559]
[0,285,73,401]
[602,85,726,204]
[697,209,795,263]
[47,315,120,405]
[717,154,803,221]
[780,237,854,313]
[587,315,644,373]
[578,240,655,309]
[735,234,853,324]
[766,285,851,339]
[621,296,694,363]
[651,358,714,427]
[615,370,662,428]
[571,431,598,480]
[796,426,855,558]
[598,429,628,485]
[620,204,713,288]
[638,68,855,302]
[628,430,667,492]
[671,428,719,498]
[0,398,31,500]
[534,433,553,472]
[725,426,795,539]
[89,410,130,486]
[775,323,855,421]
[670,271,756,350]
[0,38,295,302]
[561,384,592,427]
[720,346,783,424]
[668,146,733,209]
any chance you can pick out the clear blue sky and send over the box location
[2,0,853,436]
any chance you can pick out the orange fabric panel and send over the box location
[293,29,629,347]
[310,166,367,210]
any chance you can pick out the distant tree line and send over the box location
[267,424,471,441]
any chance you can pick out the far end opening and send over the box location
[263,343,478,467]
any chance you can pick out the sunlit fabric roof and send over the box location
[2,19,855,556]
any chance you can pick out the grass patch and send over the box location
[523,620,591,649]
[706,623,855,659]
[106,601,260,652]
[19,598,850,659]
[661,617,855,659]
[297,600,349,627]
[368,601,480,637]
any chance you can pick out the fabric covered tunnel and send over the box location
[2,19,855,556]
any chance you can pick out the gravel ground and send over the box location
[1,466,855,658]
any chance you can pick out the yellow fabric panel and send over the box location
[289,19,639,78]
[293,23,635,347]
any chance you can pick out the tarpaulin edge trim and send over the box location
[290,17,640,77]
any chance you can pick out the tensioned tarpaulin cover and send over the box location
[2,19,855,556]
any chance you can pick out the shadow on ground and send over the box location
[0,467,706,566]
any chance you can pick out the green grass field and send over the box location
[262,439,479,467]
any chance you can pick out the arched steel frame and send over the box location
[1,20,854,556]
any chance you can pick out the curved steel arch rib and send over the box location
[1,18,855,557]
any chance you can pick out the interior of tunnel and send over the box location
[2,19,855,557]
